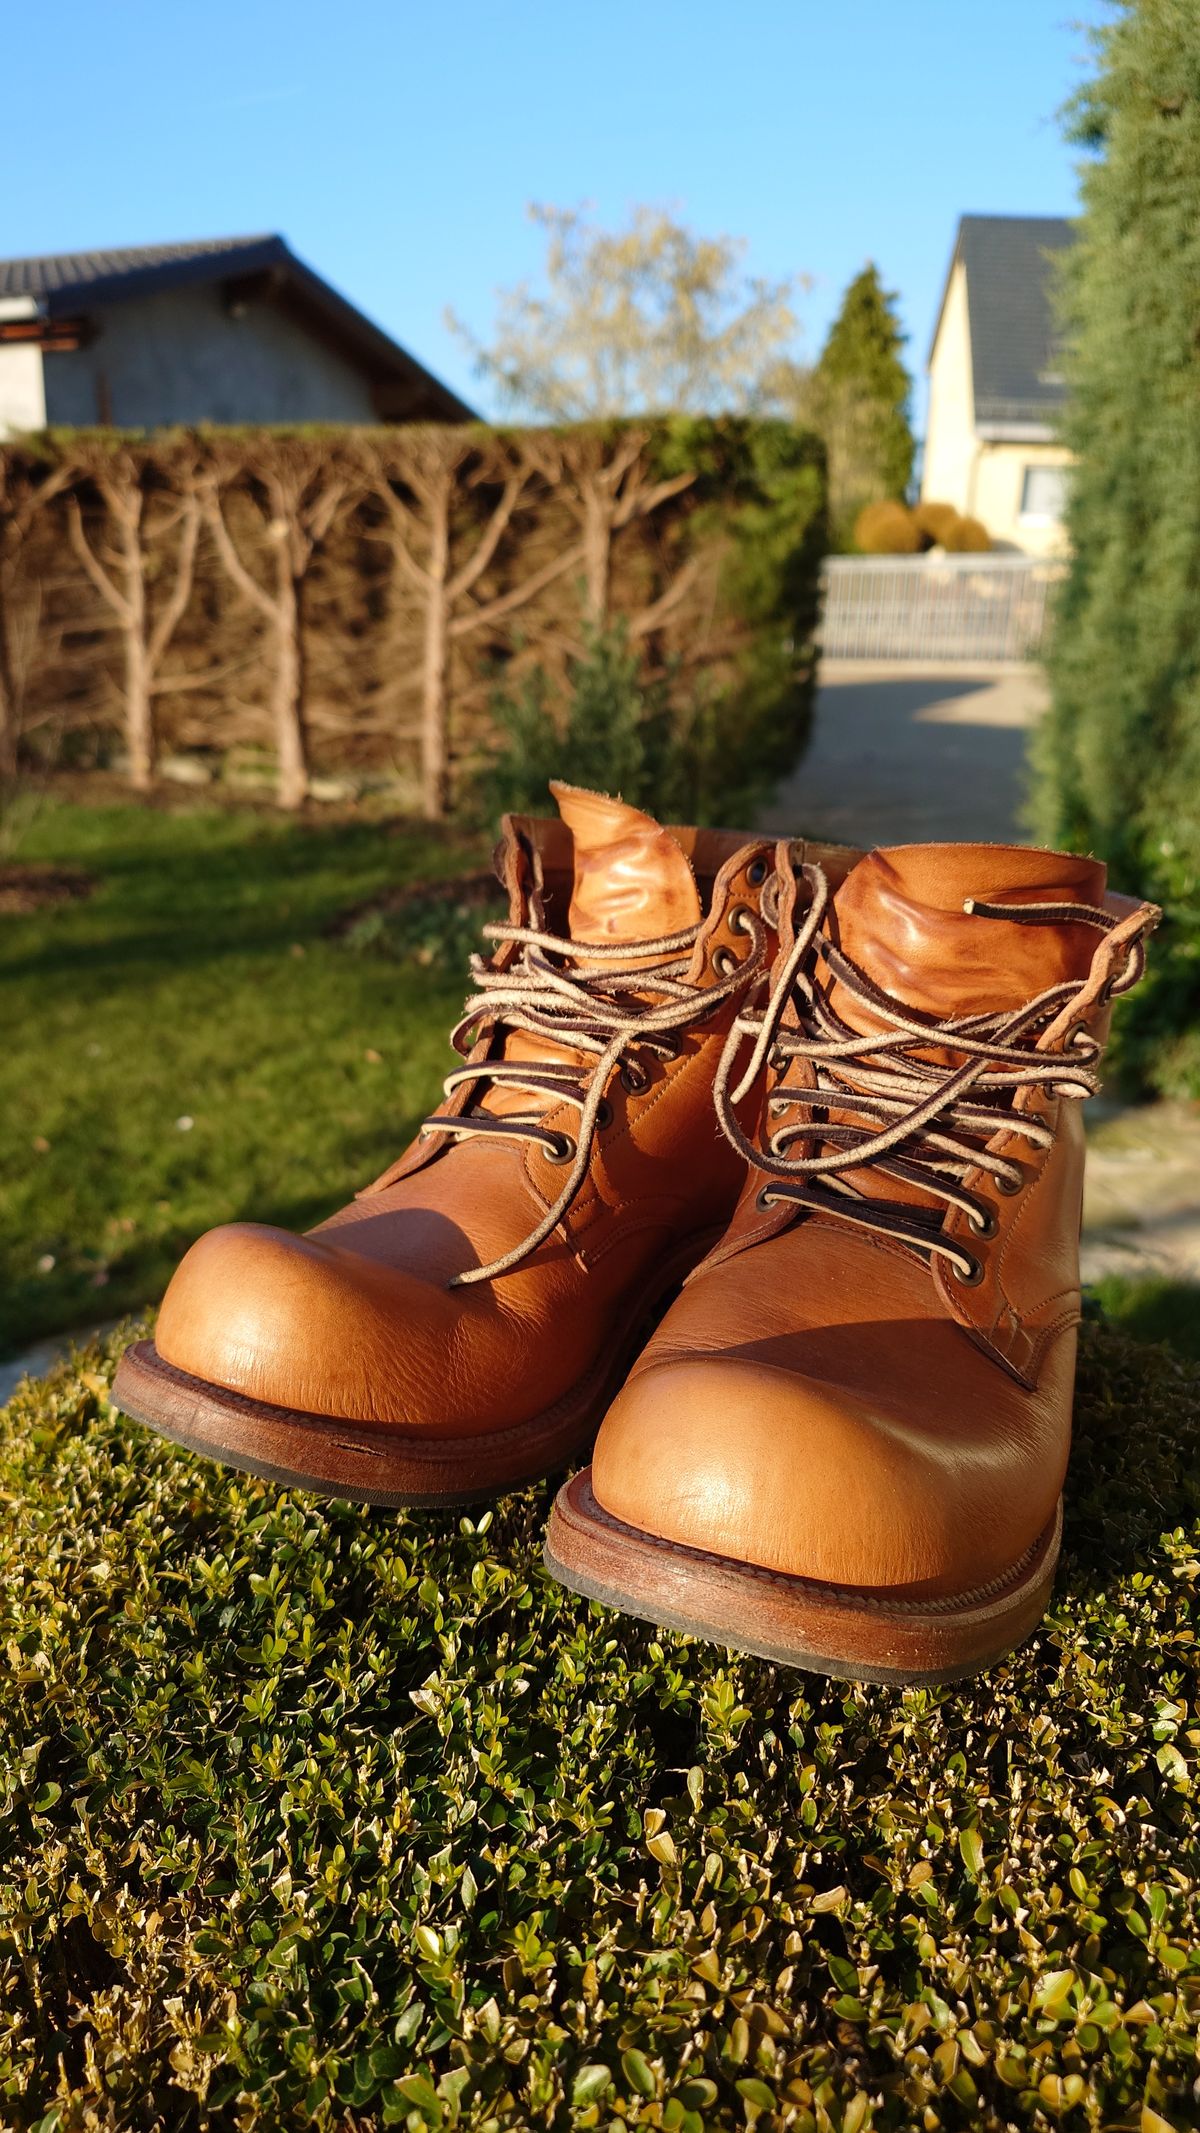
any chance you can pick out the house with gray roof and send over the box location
[921,214,1075,554]
[0,234,474,436]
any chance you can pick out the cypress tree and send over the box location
[814,265,914,542]
[1034,0,1200,1093]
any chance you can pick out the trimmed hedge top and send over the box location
[1,1320,1198,2131]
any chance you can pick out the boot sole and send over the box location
[110,1231,721,1508]
[544,1469,1063,1686]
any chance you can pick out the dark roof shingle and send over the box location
[0,235,281,304]
[934,214,1075,436]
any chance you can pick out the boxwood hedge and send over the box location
[1,1320,1198,2131]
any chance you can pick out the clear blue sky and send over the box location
[2,0,1108,428]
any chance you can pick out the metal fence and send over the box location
[820,554,1068,662]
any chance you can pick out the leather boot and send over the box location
[114,786,858,1504]
[546,841,1159,1682]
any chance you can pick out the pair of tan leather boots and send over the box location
[114,783,1158,1686]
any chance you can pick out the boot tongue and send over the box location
[828,843,1109,1020]
[551,781,701,947]
[482,786,702,1121]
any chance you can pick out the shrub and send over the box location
[339,875,505,971]
[852,499,921,554]
[476,625,694,825]
[1,1317,1199,2128]
[475,607,805,833]
[1033,0,1200,1095]
[911,499,961,548]
[939,512,991,554]
[808,265,916,548]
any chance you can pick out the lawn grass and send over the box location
[1087,1276,1200,1366]
[1,1318,1198,2130]
[0,796,483,1355]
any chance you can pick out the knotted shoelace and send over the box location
[423,901,769,1286]
[713,863,1149,1286]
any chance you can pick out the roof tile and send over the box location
[956,214,1075,432]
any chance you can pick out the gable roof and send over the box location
[930,214,1075,439]
[0,235,475,423]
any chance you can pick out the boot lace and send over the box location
[714,863,1149,1286]
[424,901,768,1286]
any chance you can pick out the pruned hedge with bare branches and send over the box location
[0,419,826,817]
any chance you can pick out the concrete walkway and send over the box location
[759,660,1199,1298]
[761,659,1048,848]
[1081,1101,1200,1289]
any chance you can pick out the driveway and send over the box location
[760,659,1048,848]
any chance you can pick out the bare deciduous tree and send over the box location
[64,447,202,790]
[365,430,584,817]
[447,203,803,420]
[202,441,355,809]
[0,454,76,778]
[522,426,699,627]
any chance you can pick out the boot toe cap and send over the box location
[590,1356,1049,1600]
[155,1220,446,1424]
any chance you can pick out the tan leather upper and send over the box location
[591,842,1159,1599]
[155,790,854,1432]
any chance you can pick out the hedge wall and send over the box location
[0,419,826,819]
[1032,0,1200,1095]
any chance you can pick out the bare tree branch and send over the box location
[146,496,201,673]
[201,482,281,622]
[612,470,697,528]
[626,556,705,639]
[448,473,526,600]
[449,539,585,638]
[65,495,132,624]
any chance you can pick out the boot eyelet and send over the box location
[969,1208,999,1239]
[747,856,768,886]
[544,1132,576,1165]
[619,1059,648,1094]
[994,1169,1023,1196]
[713,947,738,976]
[756,1186,777,1211]
[728,903,755,936]
[595,1099,613,1130]
[952,1256,985,1288]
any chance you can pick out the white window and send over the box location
[1019,464,1068,521]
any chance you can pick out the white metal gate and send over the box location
[820,554,1067,661]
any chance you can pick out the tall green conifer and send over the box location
[1035,0,1200,1092]
[811,265,914,543]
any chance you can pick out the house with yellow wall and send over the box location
[922,215,1074,556]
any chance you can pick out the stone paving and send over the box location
[761,657,1049,847]
[1082,1099,1200,1288]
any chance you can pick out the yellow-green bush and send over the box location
[912,499,961,548]
[940,512,992,553]
[851,499,921,554]
[1,1318,1198,2128]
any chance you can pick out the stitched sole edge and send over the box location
[544,1469,1063,1686]
[109,1231,721,1508]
